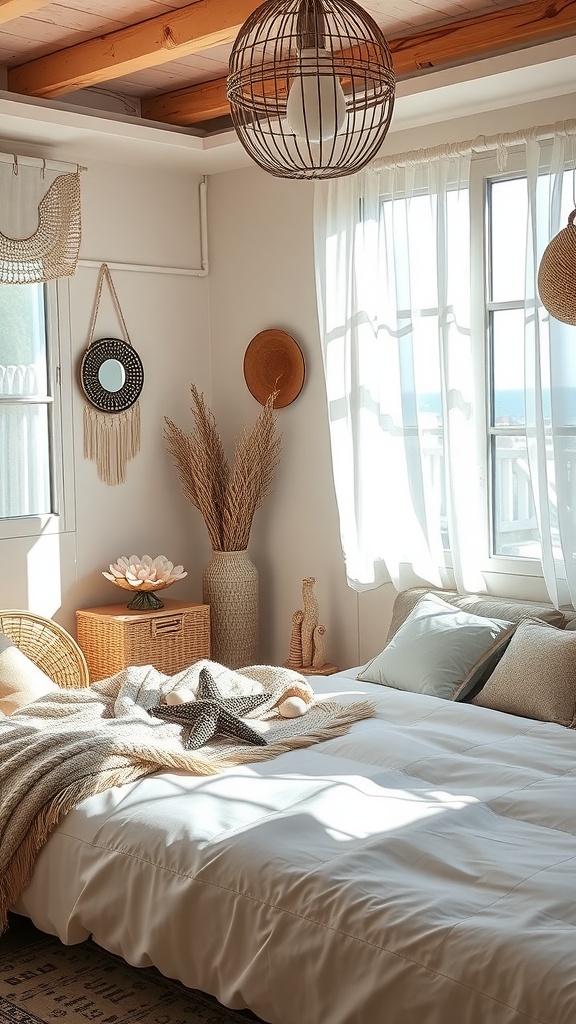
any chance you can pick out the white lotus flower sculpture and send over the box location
[103,555,187,610]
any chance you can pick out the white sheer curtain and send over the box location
[314,152,485,594]
[0,279,51,518]
[0,364,50,518]
[524,132,576,607]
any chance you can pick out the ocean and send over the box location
[419,389,561,425]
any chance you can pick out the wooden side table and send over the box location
[76,599,210,682]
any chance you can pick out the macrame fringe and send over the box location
[125,699,376,776]
[201,699,376,773]
[83,401,141,486]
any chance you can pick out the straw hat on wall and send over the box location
[244,329,305,408]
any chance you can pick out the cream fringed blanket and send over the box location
[0,659,373,933]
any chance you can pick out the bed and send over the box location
[3,588,576,1024]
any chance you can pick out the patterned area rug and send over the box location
[0,914,262,1024]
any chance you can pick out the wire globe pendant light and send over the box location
[227,0,396,180]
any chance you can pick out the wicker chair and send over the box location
[0,609,90,689]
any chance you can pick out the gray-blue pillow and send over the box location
[357,592,515,701]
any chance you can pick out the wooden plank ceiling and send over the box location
[0,0,575,133]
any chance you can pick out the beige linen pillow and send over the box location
[385,587,566,646]
[0,633,59,716]
[472,618,576,727]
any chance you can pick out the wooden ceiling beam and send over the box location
[7,0,262,98]
[142,0,576,127]
[142,77,230,126]
[392,0,576,73]
[0,0,52,24]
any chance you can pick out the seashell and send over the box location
[278,696,308,718]
[165,688,195,705]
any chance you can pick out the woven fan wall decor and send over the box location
[80,264,144,485]
[538,208,576,325]
[0,154,82,284]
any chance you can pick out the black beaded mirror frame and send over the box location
[80,337,144,413]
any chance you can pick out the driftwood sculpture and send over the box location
[285,577,336,674]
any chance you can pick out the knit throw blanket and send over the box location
[0,659,373,933]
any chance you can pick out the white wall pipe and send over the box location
[79,175,209,278]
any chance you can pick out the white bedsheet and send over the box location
[15,671,576,1024]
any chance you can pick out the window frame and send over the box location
[0,277,75,541]
[469,146,555,588]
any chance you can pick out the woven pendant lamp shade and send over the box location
[538,209,576,325]
[227,0,395,180]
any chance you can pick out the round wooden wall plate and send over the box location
[243,329,305,409]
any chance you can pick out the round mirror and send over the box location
[98,358,125,393]
[80,338,144,413]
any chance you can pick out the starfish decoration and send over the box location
[148,667,271,750]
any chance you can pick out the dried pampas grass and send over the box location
[164,385,281,552]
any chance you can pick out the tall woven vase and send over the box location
[202,550,259,669]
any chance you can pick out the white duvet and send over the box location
[15,670,576,1024]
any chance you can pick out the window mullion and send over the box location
[469,154,491,567]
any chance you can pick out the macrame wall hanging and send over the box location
[80,263,144,486]
[0,152,83,284]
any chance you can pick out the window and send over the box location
[0,279,73,539]
[376,164,574,571]
[315,131,576,599]
[376,182,470,563]
[372,157,576,581]
[486,166,576,567]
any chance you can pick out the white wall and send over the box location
[0,152,212,635]
[207,168,366,670]
[206,89,576,667]
[2,83,576,667]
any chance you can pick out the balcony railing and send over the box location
[421,431,574,561]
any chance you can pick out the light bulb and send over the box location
[286,48,346,143]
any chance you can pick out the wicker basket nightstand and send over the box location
[76,599,210,682]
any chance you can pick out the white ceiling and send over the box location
[0,37,574,174]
